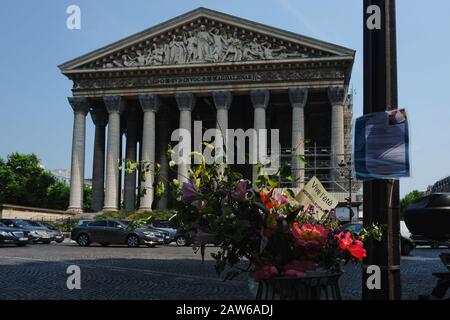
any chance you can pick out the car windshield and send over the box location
[27,221,43,227]
[155,221,171,228]
[120,220,151,229]
[15,220,33,227]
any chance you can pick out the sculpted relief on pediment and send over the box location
[88,21,331,69]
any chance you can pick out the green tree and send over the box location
[400,190,425,214]
[0,152,92,211]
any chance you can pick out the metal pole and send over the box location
[349,169,353,221]
[362,0,401,300]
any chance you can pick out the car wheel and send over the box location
[77,234,90,247]
[147,244,156,248]
[127,235,140,248]
[42,240,52,244]
[16,243,27,247]
[176,236,188,247]
[56,239,64,243]
[100,243,109,247]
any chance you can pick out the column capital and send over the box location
[139,93,160,113]
[328,86,347,106]
[213,91,233,110]
[250,89,270,109]
[175,92,196,111]
[104,96,126,114]
[90,108,108,127]
[288,87,308,108]
[68,97,90,115]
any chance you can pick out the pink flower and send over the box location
[232,179,251,201]
[251,264,279,282]
[273,192,289,207]
[283,260,317,278]
[291,223,329,248]
[181,180,202,203]
[192,200,206,211]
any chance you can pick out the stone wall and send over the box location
[0,204,75,222]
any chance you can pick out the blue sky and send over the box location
[0,0,449,197]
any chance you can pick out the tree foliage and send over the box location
[400,190,425,213]
[0,153,91,211]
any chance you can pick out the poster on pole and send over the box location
[354,109,410,180]
[295,176,339,218]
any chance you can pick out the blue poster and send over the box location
[354,109,410,180]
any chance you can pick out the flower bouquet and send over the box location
[170,159,380,299]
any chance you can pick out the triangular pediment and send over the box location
[59,7,354,72]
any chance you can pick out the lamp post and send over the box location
[338,159,354,222]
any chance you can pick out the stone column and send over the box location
[90,108,108,212]
[103,96,126,212]
[175,93,196,184]
[213,91,232,167]
[157,107,169,210]
[138,94,160,211]
[124,106,138,212]
[289,87,308,189]
[328,86,346,189]
[251,89,270,182]
[67,97,91,213]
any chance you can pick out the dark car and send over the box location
[70,219,165,248]
[0,219,53,244]
[150,220,178,244]
[341,222,415,256]
[173,229,192,247]
[36,222,65,243]
[404,193,450,242]
[0,221,30,246]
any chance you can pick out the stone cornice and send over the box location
[62,55,353,77]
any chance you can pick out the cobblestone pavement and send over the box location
[0,242,448,300]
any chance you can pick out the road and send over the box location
[0,241,448,300]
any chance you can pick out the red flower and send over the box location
[335,232,366,260]
[259,186,276,209]
[348,240,366,260]
[336,232,353,250]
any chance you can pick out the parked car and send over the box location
[36,222,65,243]
[173,229,192,247]
[410,234,442,249]
[70,219,165,248]
[77,220,93,227]
[341,222,415,256]
[0,221,30,246]
[404,193,450,242]
[150,220,177,244]
[0,219,53,244]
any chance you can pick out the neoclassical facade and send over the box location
[60,8,355,213]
